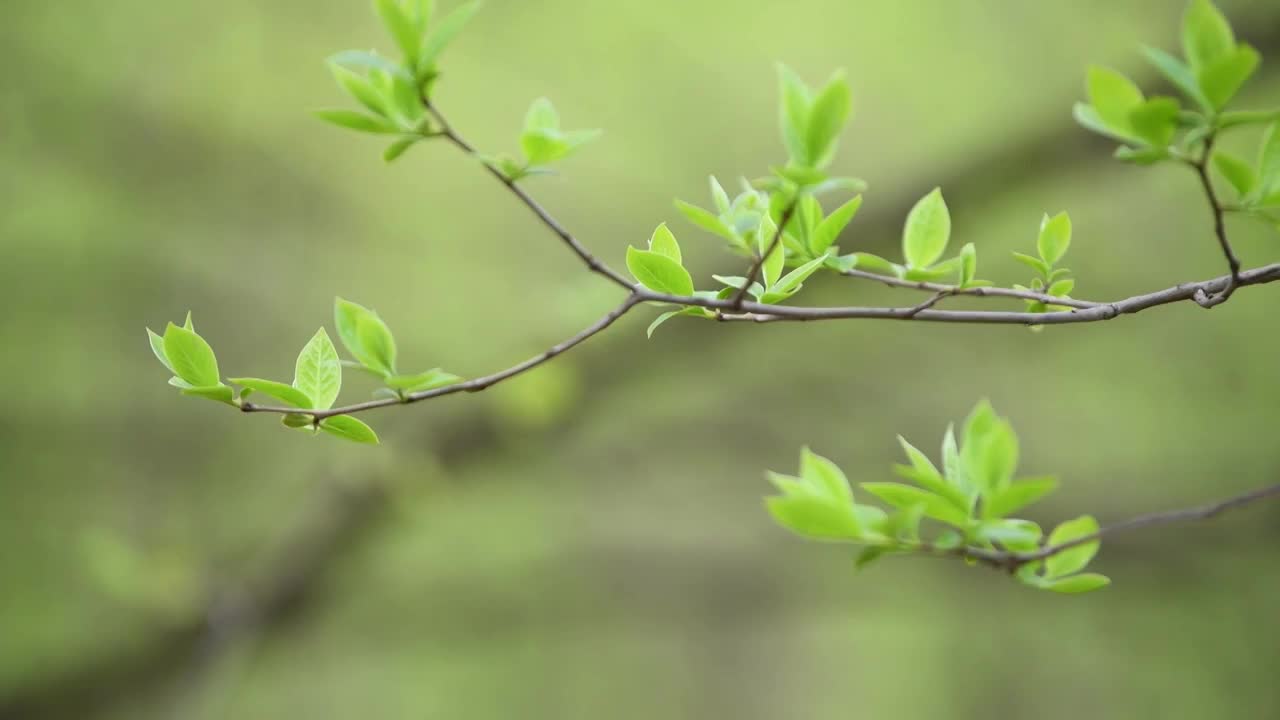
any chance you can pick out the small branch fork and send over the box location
[1189,134,1243,308]
[947,481,1280,572]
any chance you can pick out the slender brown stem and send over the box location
[955,481,1280,571]
[839,267,1099,310]
[1192,135,1242,307]
[730,203,795,308]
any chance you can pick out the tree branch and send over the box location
[839,267,1100,310]
[954,481,1280,571]
[730,203,796,308]
[1191,135,1243,307]
[422,102,635,291]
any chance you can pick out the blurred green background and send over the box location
[4,1,1280,718]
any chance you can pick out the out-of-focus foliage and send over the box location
[3,1,1280,718]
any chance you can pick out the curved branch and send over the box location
[241,294,641,419]
[423,103,635,291]
[1191,135,1243,307]
[839,267,1101,310]
[956,481,1280,571]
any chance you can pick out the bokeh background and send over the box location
[4,1,1280,718]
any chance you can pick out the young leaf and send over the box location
[770,255,828,297]
[1212,152,1256,197]
[776,64,813,167]
[1045,515,1101,578]
[810,195,862,256]
[985,477,1059,518]
[524,97,559,133]
[181,385,236,406]
[1129,97,1180,146]
[626,247,694,296]
[1182,0,1236,71]
[766,495,861,540]
[294,329,342,411]
[329,63,389,117]
[383,137,419,163]
[1045,573,1111,594]
[1197,44,1259,110]
[1141,46,1211,111]
[1086,67,1144,134]
[147,328,175,373]
[761,237,786,288]
[902,188,950,269]
[334,298,397,377]
[374,0,421,67]
[1257,122,1280,197]
[1012,251,1051,278]
[648,223,682,264]
[418,0,481,75]
[847,252,898,276]
[799,447,853,504]
[386,368,463,393]
[230,378,314,409]
[314,109,399,134]
[319,415,380,444]
[162,323,220,388]
[1037,212,1072,266]
[709,176,731,214]
[674,200,738,243]
[806,71,851,168]
[860,483,969,527]
[958,242,977,287]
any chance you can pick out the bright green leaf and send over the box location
[766,495,861,540]
[1046,515,1102,578]
[147,328,174,373]
[294,328,342,411]
[230,378,314,408]
[902,188,951,268]
[180,384,236,406]
[1183,0,1236,71]
[1045,573,1111,594]
[1086,67,1144,133]
[418,0,481,75]
[810,195,862,255]
[986,477,1059,518]
[776,64,813,167]
[1129,97,1181,146]
[770,255,828,297]
[1198,44,1260,110]
[1212,152,1256,197]
[806,71,851,168]
[314,109,399,134]
[374,0,421,67]
[799,447,853,504]
[860,483,969,527]
[648,223,682,264]
[626,246,694,296]
[162,323,220,388]
[1037,212,1072,266]
[1142,46,1212,111]
[334,298,397,376]
[386,368,462,393]
[319,415,380,444]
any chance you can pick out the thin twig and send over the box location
[241,294,641,419]
[1191,135,1242,307]
[840,267,1099,310]
[422,102,635,291]
[956,481,1280,571]
[730,204,796,308]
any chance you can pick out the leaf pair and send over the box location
[674,176,771,255]
[842,188,982,287]
[1213,122,1280,209]
[1016,515,1110,594]
[776,65,852,172]
[1012,212,1076,313]
[479,98,601,181]
[148,314,235,406]
[334,297,463,397]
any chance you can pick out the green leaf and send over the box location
[1037,212,1072,266]
[328,63,389,117]
[1086,66,1144,134]
[520,130,569,166]
[960,400,1018,497]
[902,188,950,269]
[648,223,682,264]
[524,97,559,133]
[418,0,481,75]
[383,137,419,162]
[314,109,398,134]
[847,252,898,276]
[1129,97,1181,146]
[1045,573,1111,594]
[147,328,174,373]
[319,415,380,444]
[374,0,421,67]
[810,195,862,255]
[985,477,1059,518]
[294,328,342,411]
[1142,46,1211,111]
[1257,122,1280,197]
[162,323,220,388]
[1012,251,1051,278]
[386,368,462,393]
[958,242,977,287]
[230,378,314,408]
[776,64,813,167]
[854,546,887,571]
[1046,515,1101,578]
[761,236,786,288]
[974,519,1042,549]
[806,70,851,168]
[1197,44,1259,110]
[709,176,731,213]
[1213,152,1256,197]
[334,297,397,377]
[770,255,828,297]
[674,200,738,243]
[1072,103,1142,145]
[329,50,412,80]
[894,436,969,509]
[1218,110,1280,129]
[860,483,969,527]
[766,495,861,540]
[1048,278,1075,297]
[626,246,694,296]
[180,384,236,406]
[799,447,853,504]
[281,413,315,429]
[1182,0,1236,71]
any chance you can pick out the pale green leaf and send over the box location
[1046,515,1102,578]
[162,323,220,388]
[902,188,950,268]
[626,247,694,296]
[230,378,314,408]
[294,328,342,411]
[319,415,380,444]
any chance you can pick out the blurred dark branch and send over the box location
[0,479,387,720]
[953,481,1280,572]
[732,203,796,308]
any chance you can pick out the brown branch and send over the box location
[241,294,641,419]
[955,481,1280,571]
[839,267,1100,310]
[422,102,635,291]
[1191,135,1243,307]
[730,203,796,308]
